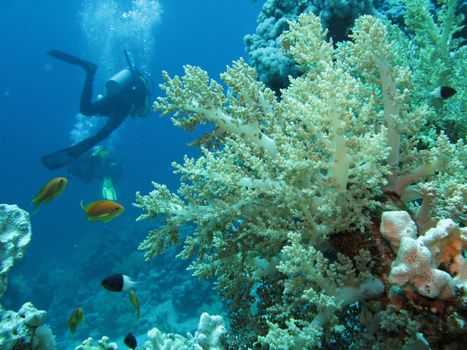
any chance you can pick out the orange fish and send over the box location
[80,199,124,223]
[32,177,68,213]
[67,307,84,335]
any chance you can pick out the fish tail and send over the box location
[123,277,138,292]
[128,279,138,290]
[31,199,40,215]
[80,200,86,210]
[67,321,75,335]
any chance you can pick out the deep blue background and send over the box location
[0,0,264,267]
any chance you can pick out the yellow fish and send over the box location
[67,307,84,335]
[129,289,140,320]
[80,199,124,223]
[32,177,68,213]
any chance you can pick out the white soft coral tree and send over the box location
[135,12,465,349]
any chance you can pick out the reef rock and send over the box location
[0,204,32,298]
[0,302,55,350]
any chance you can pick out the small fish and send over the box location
[101,273,137,292]
[429,86,457,99]
[67,307,84,335]
[80,199,124,223]
[124,332,137,349]
[91,146,111,158]
[129,289,140,320]
[32,177,68,213]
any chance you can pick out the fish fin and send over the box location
[31,200,40,215]
[123,276,138,291]
[80,200,86,210]
[86,216,101,223]
[31,192,43,212]
[90,215,110,223]
[98,213,116,223]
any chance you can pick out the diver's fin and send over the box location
[102,176,117,201]
[41,148,77,170]
[48,50,97,74]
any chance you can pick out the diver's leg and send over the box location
[41,134,100,170]
[42,109,127,170]
[47,49,98,115]
[79,69,96,115]
[41,147,79,170]
[42,113,126,170]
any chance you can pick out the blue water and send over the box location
[0,0,263,259]
[0,0,264,346]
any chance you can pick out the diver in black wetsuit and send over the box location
[41,49,150,170]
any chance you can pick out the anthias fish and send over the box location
[124,332,137,349]
[80,199,124,222]
[129,289,140,320]
[32,177,68,213]
[67,307,84,334]
[101,273,136,292]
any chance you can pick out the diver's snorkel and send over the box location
[124,49,136,72]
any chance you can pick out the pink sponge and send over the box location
[389,236,452,298]
[383,211,466,300]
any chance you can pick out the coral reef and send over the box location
[400,0,467,142]
[143,312,226,350]
[244,0,395,91]
[0,204,32,297]
[144,327,189,349]
[0,302,55,350]
[0,204,56,349]
[73,312,226,350]
[192,312,226,350]
[136,3,466,348]
[76,336,117,350]
[244,0,466,100]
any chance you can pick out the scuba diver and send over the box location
[41,49,150,171]
[67,150,123,200]
[41,50,150,200]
